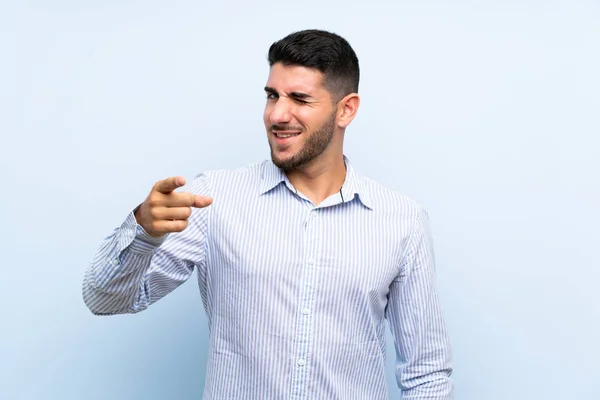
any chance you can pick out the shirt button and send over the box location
[302,307,310,315]
[307,259,315,265]
[297,358,306,366]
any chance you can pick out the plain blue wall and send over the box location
[2,1,599,399]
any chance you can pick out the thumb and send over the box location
[156,176,186,194]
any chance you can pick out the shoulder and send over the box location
[200,160,265,181]
[187,160,268,195]
[360,175,426,219]
[358,176,434,257]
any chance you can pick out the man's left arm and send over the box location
[385,206,454,399]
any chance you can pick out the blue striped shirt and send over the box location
[83,157,453,399]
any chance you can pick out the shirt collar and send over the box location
[260,156,373,209]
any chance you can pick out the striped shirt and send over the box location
[83,156,453,399]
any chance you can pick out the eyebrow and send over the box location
[290,92,312,100]
[264,86,313,100]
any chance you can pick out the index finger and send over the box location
[155,176,186,194]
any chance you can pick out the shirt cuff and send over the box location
[119,208,169,254]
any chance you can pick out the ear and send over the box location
[337,93,360,129]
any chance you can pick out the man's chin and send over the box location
[271,156,291,170]
[271,153,298,171]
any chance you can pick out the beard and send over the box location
[269,111,336,171]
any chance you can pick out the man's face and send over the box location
[263,63,337,171]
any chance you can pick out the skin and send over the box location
[264,63,360,204]
[135,62,359,237]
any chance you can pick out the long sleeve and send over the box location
[385,206,453,399]
[82,173,211,315]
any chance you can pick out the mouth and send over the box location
[271,129,302,146]
[272,130,301,138]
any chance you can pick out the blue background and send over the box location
[2,1,599,399]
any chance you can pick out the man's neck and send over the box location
[285,155,347,206]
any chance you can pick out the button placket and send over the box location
[290,209,321,398]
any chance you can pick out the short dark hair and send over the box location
[267,29,360,101]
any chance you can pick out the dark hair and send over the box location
[267,29,360,101]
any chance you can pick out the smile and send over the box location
[272,130,301,138]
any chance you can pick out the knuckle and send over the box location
[151,221,162,232]
[153,180,164,191]
[147,196,159,208]
[149,207,161,219]
[179,220,189,231]
[172,220,187,232]
[186,193,196,205]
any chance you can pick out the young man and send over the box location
[83,29,453,399]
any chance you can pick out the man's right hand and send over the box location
[134,176,213,238]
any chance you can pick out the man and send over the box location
[83,29,453,399]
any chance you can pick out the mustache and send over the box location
[270,124,304,132]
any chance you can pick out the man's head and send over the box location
[268,29,360,103]
[263,29,360,171]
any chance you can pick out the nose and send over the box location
[269,98,292,125]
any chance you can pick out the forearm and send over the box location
[393,293,453,399]
[83,173,210,315]
[388,206,454,399]
[82,212,165,315]
[400,370,453,399]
